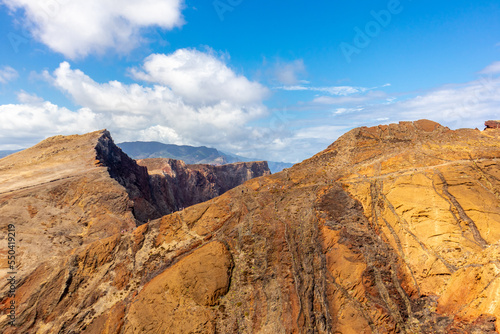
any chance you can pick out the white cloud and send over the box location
[0,99,102,148]
[334,107,364,115]
[312,90,387,105]
[480,61,500,75]
[5,55,498,164]
[310,66,500,131]
[390,76,500,127]
[17,91,44,104]
[2,0,185,58]
[50,61,176,115]
[39,51,277,156]
[130,49,269,105]
[277,83,390,96]
[283,61,500,160]
[0,66,18,84]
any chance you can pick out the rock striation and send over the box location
[2,120,500,333]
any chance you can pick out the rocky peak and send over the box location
[0,130,140,285]
[328,119,447,151]
[94,130,160,223]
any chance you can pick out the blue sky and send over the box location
[0,0,499,162]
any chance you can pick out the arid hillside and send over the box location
[0,130,269,307]
[1,120,500,333]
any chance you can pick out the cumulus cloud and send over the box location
[0,66,18,84]
[49,61,176,115]
[2,0,185,58]
[5,53,498,163]
[0,97,102,148]
[130,49,269,105]
[38,50,276,157]
[17,90,44,103]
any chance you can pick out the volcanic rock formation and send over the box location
[137,158,271,216]
[485,120,500,129]
[0,130,269,303]
[2,120,500,333]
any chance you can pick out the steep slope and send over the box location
[2,120,500,333]
[137,158,271,215]
[0,130,159,284]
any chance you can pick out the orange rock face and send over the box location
[123,241,233,333]
[2,120,500,333]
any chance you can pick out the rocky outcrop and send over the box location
[2,120,500,333]
[94,132,161,223]
[485,120,500,129]
[137,158,271,216]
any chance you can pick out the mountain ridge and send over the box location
[0,130,269,297]
[117,141,293,173]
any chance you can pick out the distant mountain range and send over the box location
[117,141,294,173]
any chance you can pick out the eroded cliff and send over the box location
[2,120,500,333]
[138,158,271,216]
